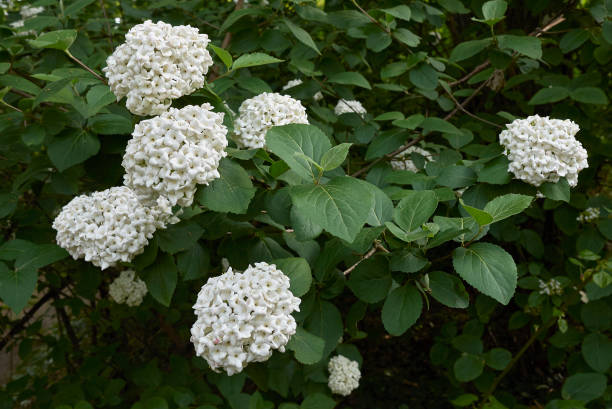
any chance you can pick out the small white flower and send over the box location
[20,5,44,18]
[328,355,361,396]
[109,270,148,306]
[190,262,301,375]
[390,146,432,172]
[499,115,588,187]
[576,207,600,223]
[538,278,563,296]
[282,79,323,101]
[334,99,367,117]
[580,290,589,304]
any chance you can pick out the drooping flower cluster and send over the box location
[122,103,228,207]
[577,207,600,223]
[103,20,213,116]
[328,355,361,396]
[109,270,148,306]
[52,187,162,269]
[390,146,432,172]
[233,92,309,149]
[190,262,301,375]
[499,115,588,187]
[538,278,563,296]
[334,99,367,117]
[282,79,323,101]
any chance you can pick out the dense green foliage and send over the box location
[0,0,611,408]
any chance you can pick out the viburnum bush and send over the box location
[0,0,610,408]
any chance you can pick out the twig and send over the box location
[444,85,503,129]
[350,0,390,34]
[448,61,491,87]
[342,241,389,275]
[56,302,81,353]
[99,0,114,48]
[0,290,55,350]
[221,0,244,49]
[65,51,106,83]
[445,77,491,119]
[351,135,424,178]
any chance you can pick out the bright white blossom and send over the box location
[20,5,43,18]
[282,79,323,101]
[499,115,588,187]
[122,104,228,208]
[52,187,165,270]
[190,262,301,375]
[103,20,213,116]
[390,146,432,172]
[328,355,361,396]
[233,92,308,149]
[334,99,367,117]
[577,207,600,223]
[539,278,563,296]
[109,270,148,307]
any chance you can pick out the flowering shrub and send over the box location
[0,1,610,409]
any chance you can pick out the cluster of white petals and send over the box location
[122,104,228,208]
[52,187,161,270]
[233,92,308,149]
[20,5,43,18]
[538,278,563,296]
[103,20,213,116]
[109,270,148,306]
[282,79,323,101]
[390,146,432,172]
[190,262,301,375]
[328,355,361,396]
[577,207,600,223]
[499,115,588,187]
[334,99,367,117]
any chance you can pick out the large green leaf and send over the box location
[497,35,542,59]
[429,270,469,308]
[570,87,609,105]
[393,190,438,232]
[286,327,325,365]
[231,53,283,70]
[454,353,485,382]
[0,262,37,313]
[283,18,320,55]
[381,284,422,336]
[381,5,411,21]
[561,373,607,402]
[47,130,101,172]
[483,194,533,223]
[539,178,570,202]
[582,333,612,373]
[177,243,209,281]
[347,257,392,303]
[156,221,204,255]
[305,300,343,358]
[300,393,336,409]
[450,39,493,62]
[528,87,569,105]
[273,258,312,297]
[89,114,133,135]
[197,158,256,214]
[14,244,68,272]
[327,71,371,89]
[452,243,517,305]
[142,253,177,307]
[27,30,78,50]
[290,177,373,242]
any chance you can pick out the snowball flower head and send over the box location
[390,146,432,172]
[52,187,163,269]
[499,115,588,187]
[20,5,44,18]
[233,92,308,149]
[334,99,367,117]
[103,20,213,116]
[109,270,148,306]
[190,262,301,375]
[122,103,228,208]
[282,79,323,101]
[328,355,361,396]
[538,278,563,296]
[577,207,600,223]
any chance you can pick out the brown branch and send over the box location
[342,241,388,275]
[65,51,106,83]
[99,0,114,48]
[0,290,55,351]
[448,61,491,87]
[56,301,81,353]
[444,81,503,129]
[221,0,244,49]
[350,0,390,35]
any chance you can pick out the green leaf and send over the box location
[0,262,37,313]
[287,327,325,365]
[305,300,343,357]
[142,397,168,409]
[393,190,438,232]
[197,158,256,214]
[300,393,336,409]
[33,77,72,107]
[283,18,320,55]
[560,29,590,53]
[157,221,204,254]
[320,143,352,171]
[485,348,511,370]
[290,177,373,242]
[497,35,542,59]
[483,194,533,223]
[477,156,511,184]
[209,44,232,68]
[382,5,411,21]
[409,64,439,90]
[273,258,312,297]
[570,87,609,105]
[481,0,507,20]
[428,270,469,308]
[582,333,612,373]
[220,7,266,32]
[421,117,462,134]
[177,243,209,281]
[539,178,570,202]
[452,242,517,305]
[450,39,493,62]
[454,354,484,382]
[14,244,68,272]
[348,257,391,303]
[142,253,177,307]
[460,200,493,226]
[0,192,18,218]
[392,114,424,129]
[327,71,371,89]
[85,85,116,118]
[366,184,394,227]
[267,124,331,181]
[89,114,133,135]
[231,52,283,70]
[0,240,37,261]
[0,74,41,95]
[382,284,422,336]
[27,30,78,51]
[437,165,477,188]
[562,373,607,402]
[47,130,100,172]
[528,87,569,105]
[64,0,95,17]
[394,28,420,47]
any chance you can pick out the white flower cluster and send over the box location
[20,5,43,18]
[334,99,367,117]
[122,103,228,207]
[328,355,361,396]
[109,270,148,306]
[103,20,213,116]
[499,115,588,187]
[577,207,600,223]
[282,79,323,101]
[233,92,309,149]
[390,146,432,172]
[52,187,161,269]
[190,262,301,375]
[538,278,563,296]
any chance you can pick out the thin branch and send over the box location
[56,302,81,353]
[65,51,106,83]
[99,0,114,48]
[0,290,55,350]
[221,0,244,49]
[342,241,388,276]
[444,85,503,129]
[350,0,390,34]
[448,61,491,87]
